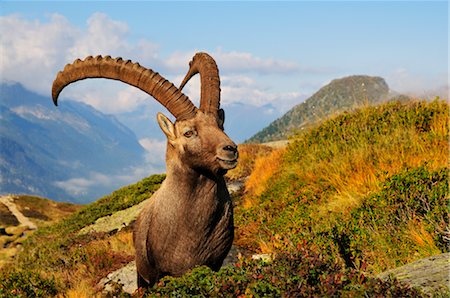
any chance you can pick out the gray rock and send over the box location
[378,252,450,295]
[98,261,137,294]
[78,200,148,235]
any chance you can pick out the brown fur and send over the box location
[50,52,235,289]
[133,110,238,288]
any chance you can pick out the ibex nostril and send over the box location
[223,145,238,154]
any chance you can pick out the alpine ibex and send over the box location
[52,53,238,288]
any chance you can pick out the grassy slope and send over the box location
[0,100,448,297]
[0,195,81,228]
[237,100,448,264]
[0,175,165,296]
[0,195,82,268]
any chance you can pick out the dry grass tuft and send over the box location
[226,144,273,181]
[244,148,285,199]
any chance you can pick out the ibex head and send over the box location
[52,53,238,176]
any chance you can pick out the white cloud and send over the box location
[0,13,160,109]
[139,138,167,166]
[67,12,130,60]
[215,48,299,75]
[0,13,78,94]
[165,48,300,75]
[220,75,306,112]
[1,12,304,115]
[54,148,166,197]
[386,68,448,99]
[54,137,167,197]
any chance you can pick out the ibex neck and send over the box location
[165,161,224,195]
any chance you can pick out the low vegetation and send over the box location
[137,245,423,297]
[0,175,165,296]
[0,100,448,297]
[226,143,273,181]
[0,195,82,268]
[236,100,448,265]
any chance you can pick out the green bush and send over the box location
[0,270,59,297]
[143,244,422,297]
[331,166,449,271]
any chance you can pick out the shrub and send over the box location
[0,270,59,297]
[331,166,449,272]
[143,244,423,297]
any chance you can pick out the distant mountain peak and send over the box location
[247,75,389,143]
[0,82,146,203]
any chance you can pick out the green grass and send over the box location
[0,174,165,296]
[235,100,449,273]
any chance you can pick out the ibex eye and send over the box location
[184,130,194,138]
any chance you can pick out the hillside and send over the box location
[247,75,390,143]
[0,83,146,203]
[0,100,448,296]
[0,194,81,267]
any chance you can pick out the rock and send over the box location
[79,199,148,235]
[251,253,272,263]
[98,261,137,294]
[377,252,450,295]
[227,180,245,194]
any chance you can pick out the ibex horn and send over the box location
[52,55,198,120]
[179,52,221,118]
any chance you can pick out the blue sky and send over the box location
[1,1,448,141]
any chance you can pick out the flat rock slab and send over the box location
[78,200,149,235]
[377,252,450,294]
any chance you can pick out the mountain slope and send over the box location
[0,83,146,203]
[0,100,447,297]
[247,75,389,143]
[238,100,448,272]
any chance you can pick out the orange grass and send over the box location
[244,148,285,204]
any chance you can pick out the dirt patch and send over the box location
[0,203,19,227]
[20,209,49,221]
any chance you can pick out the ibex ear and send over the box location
[157,112,176,142]
[218,108,225,128]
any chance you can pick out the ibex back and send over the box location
[52,53,238,288]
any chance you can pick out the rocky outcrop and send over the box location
[377,252,450,295]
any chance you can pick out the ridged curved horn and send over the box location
[52,55,198,120]
[179,52,220,117]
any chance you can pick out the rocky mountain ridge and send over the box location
[248,75,391,143]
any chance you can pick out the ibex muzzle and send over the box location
[52,52,238,288]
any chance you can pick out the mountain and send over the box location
[0,83,146,203]
[247,75,390,143]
